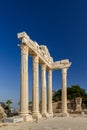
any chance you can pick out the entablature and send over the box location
[52,59,72,70]
[17,32,71,70]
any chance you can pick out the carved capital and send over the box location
[32,55,39,64]
[18,44,29,55]
[41,64,46,71]
[62,68,68,74]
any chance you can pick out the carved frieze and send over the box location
[18,32,71,70]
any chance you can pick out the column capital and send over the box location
[48,69,52,73]
[32,55,39,63]
[48,68,52,71]
[41,63,46,71]
[62,68,68,74]
[18,44,29,55]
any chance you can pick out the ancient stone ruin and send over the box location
[17,32,71,121]
[0,104,6,122]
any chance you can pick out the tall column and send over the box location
[48,69,53,116]
[32,55,41,118]
[62,68,69,116]
[41,64,48,117]
[19,44,29,116]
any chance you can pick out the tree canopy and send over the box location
[6,100,12,105]
[53,85,87,102]
[5,100,12,111]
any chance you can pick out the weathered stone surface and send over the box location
[75,97,82,112]
[39,45,53,64]
[4,117,23,123]
[0,104,6,121]
[60,59,69,64]
[17,32,71,69]
[17,32,71,121]
[61,68,69,116]
[52,60,71,70]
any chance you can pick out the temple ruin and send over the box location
[17,32,71,121]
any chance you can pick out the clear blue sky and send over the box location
[0,0,87,108]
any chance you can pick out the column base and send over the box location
[32,112,42,119]
[60,112,69,117]
[75,109,82,112]
[23,115,33,122]
[53,112,69,117]
[48,112,53,117]
[42,112,49,118]
[19,113,33,122]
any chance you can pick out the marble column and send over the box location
[19,44,29,116]
[47,69,53,116]
[62,68,69,116]
[41,64,48,117]
[32,55,41,118]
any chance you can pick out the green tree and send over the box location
[67,85,86,100]
[53,85,87,102]
[53,89,61,102]
[6,100,12,111]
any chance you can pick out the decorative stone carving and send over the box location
[18,32,71,69]
[52,59,71,70]
[18,44,29,55]
[39,45,53,64]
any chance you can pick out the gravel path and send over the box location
[0,116,87,130]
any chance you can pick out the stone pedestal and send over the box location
[32,55,41,119]
[47,69,53,117]
[75,97,82,112]
[23,115,33,122]
[61,68,69,117]
[41,64,48,117]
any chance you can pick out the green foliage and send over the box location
[6,100,12,111]
[53,85,87,102]
[53,89,61,102]
[29,101,32,105]
[67,85,86,100]
[6,100,12,105]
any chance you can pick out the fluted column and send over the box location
[62,68,69,116]
[19,44,29,116]
[41,64,48,116]
[48,69,53,116]
[32,55,41,118]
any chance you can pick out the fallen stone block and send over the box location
[4,116,23,123]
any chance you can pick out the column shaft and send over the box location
[41,64,47,116]
[48,70,53,115]
[62,68,68,114]
[32,55,41,118]
[20,44,29,116]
